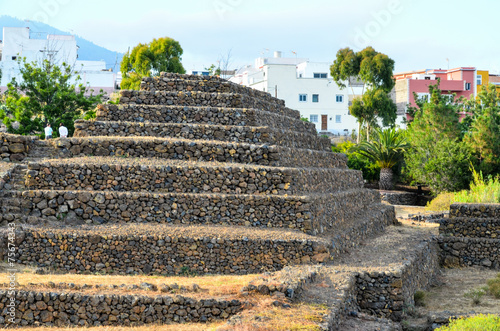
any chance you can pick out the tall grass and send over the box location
[427,170,500,211]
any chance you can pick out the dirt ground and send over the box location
[419,267,500,315]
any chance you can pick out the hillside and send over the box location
[0,15,123,71]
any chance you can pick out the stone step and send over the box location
[119,90,300,119]
[74,120,331,151]
[95,104,317,135]
[5,223,334,275]
[439,216,500,238]
[15,189,381,234]
[50,136,347,168]
[26,157,359,195]
[141,74,278,104]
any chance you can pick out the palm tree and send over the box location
[357,128,408,190]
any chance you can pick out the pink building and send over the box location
[393,67,476,120]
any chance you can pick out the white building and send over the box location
[0,27,116,94]
[230,52,361,135]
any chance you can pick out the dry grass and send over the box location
[216,296,328,331]
[17,323,225,330]
[0,265,256,300]
[17,298,328,331]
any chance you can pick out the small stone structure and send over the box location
[439,203,500,268]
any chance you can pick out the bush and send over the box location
[426,170,500,211]
[464,288,486,305]
[414,290,426,307]
[486,274,500,299]
[333,141,380,182]
[435,314,500,330]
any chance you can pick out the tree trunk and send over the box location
[357,122,361,144]
[379,168,394,190]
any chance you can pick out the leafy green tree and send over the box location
[357,128,408,190]
[121,37,185,90]
[464,84,500,175]
[350,88,397,141]
[0,58,103,137]
[205,64,221,76]
[331,47,396,142]
[405,83,473,194]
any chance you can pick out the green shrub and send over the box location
[486,274,500,299]
[426,169,500,211]
[333,141,380,182]
[464,288,486,305]
[435,314,500,330]
[414,290,426,307]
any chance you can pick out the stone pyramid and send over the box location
[2,73,395,275]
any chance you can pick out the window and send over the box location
[312,94,319,102]
[335,115,341,123]
[416,93,430,102]
[192,71,198,75]
[11,56,17,60]
[299,94,307,102]
[336,95,344,103]
[310,115,318,122]
[465,82,471,91]
[477,75,483,85]
[202,71,209,76]
[313,73,327,79]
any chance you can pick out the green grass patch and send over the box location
[435,314,500,330]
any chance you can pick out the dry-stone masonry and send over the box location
[0,72,397,327]
[439,203,500,269]
[0,133,32,162]
[0,290,242,327]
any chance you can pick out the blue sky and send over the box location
[1,0,498,73]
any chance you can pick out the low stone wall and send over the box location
[141,74,281,105]
[439,203,500,269]
[48,136,347,169]
[119,90,300,120]
[26,158,361,195]
[0,133,32,162]
[73,120,331,151]
[5,224,332,275]
[439,236,500,269]
[357,239,439,321]
[0,290,242,327]
[379,191,417,206]
[95,104,318,135]
[439,217,500,238]
[449,203,500,218]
